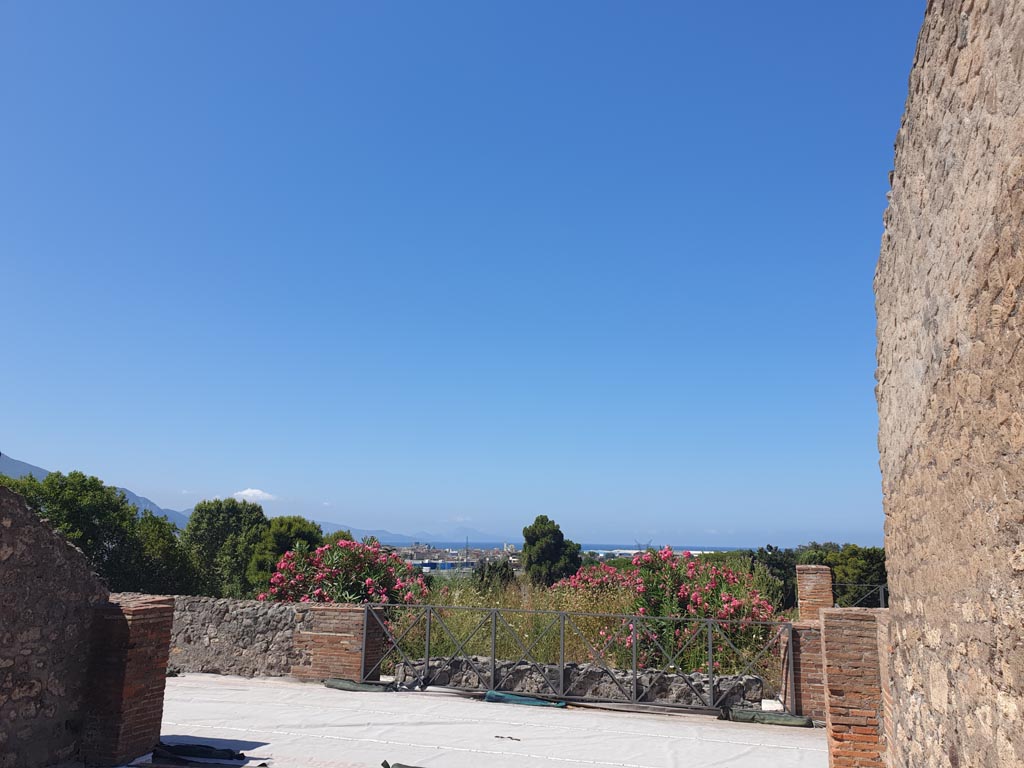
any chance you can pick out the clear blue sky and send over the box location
[0,2,925,546]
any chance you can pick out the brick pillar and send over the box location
[291,604,386,682]
[797,565,833,620]
[81,595,174,767]
[821,608,886,768]
[780,620,825,720]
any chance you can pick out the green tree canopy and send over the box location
[521,515,582,587]
[749,545,799,609]
[473,557,517,594]
[134,509,197,594]
[0,470,195,593]
[181,498,268,598]
[323,528,354,546]
[247,515,324,588]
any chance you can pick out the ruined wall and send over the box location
[0,486,109,768]
[875,2,1024,766]
[168,595,312,677]
[166,596,384,682]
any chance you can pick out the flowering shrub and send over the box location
[257,539,429,605]
[629,547,775,621]
[554,547,774,622]
[552,547,778,671]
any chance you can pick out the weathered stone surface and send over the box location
[166,595,312,677]
[875,2,1024,766]
[394,656,764,709]
[0,486,109,768]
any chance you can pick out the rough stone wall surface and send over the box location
[0,486,109,768]
[820,609,886,768]
[875,2,1024,766]
[167,595,312,677]
[874,611,895,762]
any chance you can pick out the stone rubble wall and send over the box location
[875,1,1024,766]
[394,656,765,709]
[0,486,110,768]
[166,595,313,677]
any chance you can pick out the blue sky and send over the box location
[0,2,925,546]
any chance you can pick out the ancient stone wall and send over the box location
[166,596,384,683]
[0,486,109,768]
[875,2,1024,766]
[168,595,313,677]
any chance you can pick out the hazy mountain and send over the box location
[0,454,49,482]
[0,452,190,529]
[116,488,190,529]
[0,452,508,543]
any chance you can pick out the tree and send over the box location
[0,470,196,594]
[750,545,799,609]
[473,557,516,594]
[521,515,582,587]
[180,498,268,598]
[797,542,886,606]
[323,528,354,546]
[247,515,324,589]
[135,510,197,595]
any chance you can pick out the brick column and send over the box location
[780,620,825,720]
[81,595,174,767]
[821,608,886,768]
[291,604,386,682]
[796,565,833,620]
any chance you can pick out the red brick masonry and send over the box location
[781,620,825,721]
[820,608,886,768]
[796,565,833,621]
[81,595,175,767]
[291,604,386,682]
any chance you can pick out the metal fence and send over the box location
[362,605,796,714]
[832,583,888,608]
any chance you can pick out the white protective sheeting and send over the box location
[156,674,827,768]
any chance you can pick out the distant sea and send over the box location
[420,541,748,553]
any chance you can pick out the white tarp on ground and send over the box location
[154,674,827,768]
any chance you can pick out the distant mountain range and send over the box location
[0,452,509,545]
[0,453,192,528]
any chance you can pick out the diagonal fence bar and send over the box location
[362,604,795,714]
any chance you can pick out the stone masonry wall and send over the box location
[875,2,1024,766]
[166,597,384,683]
[168,595,312,677]
[0,486,109,768]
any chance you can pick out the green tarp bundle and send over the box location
[324,677,394,692]
[719,707,813,727]
[155,742,245,760]
[484,690,567,708]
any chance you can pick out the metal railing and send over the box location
[362,605,795,714]
[832,583,888,608]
